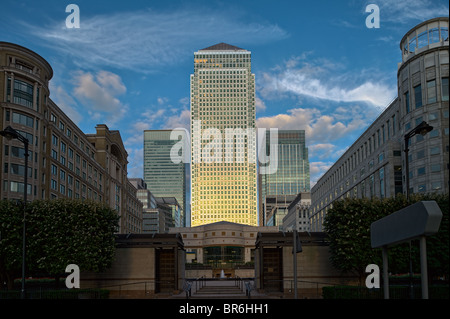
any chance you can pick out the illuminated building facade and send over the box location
[190,43,257,227]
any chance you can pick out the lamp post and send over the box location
[403,120,433,299]
[0,125,29,299]
[404,121,433,199]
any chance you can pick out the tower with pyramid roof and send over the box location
[190,43,257,227]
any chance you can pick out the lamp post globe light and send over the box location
[403,120,433,299]
[0,125,29,299]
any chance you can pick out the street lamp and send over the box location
[0,125,29,299]
[403,120,433,299]
[404,121,433,199]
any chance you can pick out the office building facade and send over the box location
[260,130,310,226]
[311,17,449,231]
[143,129,187,227]
[0,42,142,234]
[190,43,257,227]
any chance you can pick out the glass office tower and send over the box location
[260,130,310,226]
[190,43,257,227]
[143,129,187,227]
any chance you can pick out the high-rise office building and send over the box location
[143,129,187,227]
[190,43,257,227]
[260,130,310,226]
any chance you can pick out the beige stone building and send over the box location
[169,221,278,273]
[0,41,142,233]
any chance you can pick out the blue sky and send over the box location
[1,0,449,186]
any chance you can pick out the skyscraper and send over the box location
[260,130,310,226]
[190,43,257,227]
[143,129,187,227]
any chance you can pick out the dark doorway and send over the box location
[155,248,175,293]
[262,247,283,292]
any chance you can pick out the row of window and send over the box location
[405,77,449,113]
[6,77,39,110]
[404,27,448,54]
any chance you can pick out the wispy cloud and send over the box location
[368,0,449,24]
[22,7,288,73]
[259,55,396,109]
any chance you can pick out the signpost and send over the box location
[370,201,442,299]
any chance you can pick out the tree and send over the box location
[0,200,23,289]
[323,193,449,284]
[0,199,120,289]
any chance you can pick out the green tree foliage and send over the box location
[323,193,449,282]
[0,199,119,289]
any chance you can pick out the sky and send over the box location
[1,0,449,187]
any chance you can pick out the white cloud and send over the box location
[26,8,288,73]
[164,109,191,131]
[126,147,144,178]
[259,56,396,109]
[255,96,267,112]
[308,143,337,160]
[256,107,367,145]
[310,161,334,187]
[371,0,449,24]
[49,84,83,125]
[72,70,128,125]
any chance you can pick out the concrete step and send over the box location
[192,285,247,298]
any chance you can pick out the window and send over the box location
[431,164,440,172]
[431,182,442,191]
[52,134,58,146]
[418,184,426,192]
[10,181,32,194]
[405,91,410,113]
[429,28,440,43]
[13,79,34,108]
[379,167,385,199]
[417,167,426,176]
[427,80,436,103]
[417,149,425,159]
[60,169,66,181]
[12,112,34,128]
[430,147,440,155]
[414,84,422,108]
[442,77,449,101]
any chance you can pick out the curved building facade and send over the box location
[0,42,142,233]
[310,17,449,231]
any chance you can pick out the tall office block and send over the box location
[190,43,257,227]
[260,130,310,226]
[143,129,187,227]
